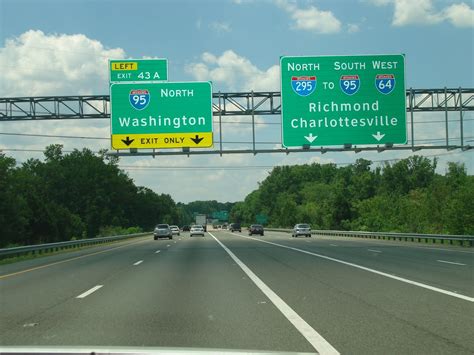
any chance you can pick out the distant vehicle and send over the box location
[182,225,190,232]
[195,214,207,232]
[154,224,173,240]
[248,224,264,236]
[170,225,180,236]
[230,223,241,232]
[190,224,205,237]
[292,224,311,238]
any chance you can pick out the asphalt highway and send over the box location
[1,230,473,354]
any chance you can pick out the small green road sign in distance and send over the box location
[110,81,213,149]
[280,54,406,147]
[109,59,168,83]
[256,214,268,224]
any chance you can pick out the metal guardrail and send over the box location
[265,229,473,247]
[0,232,151,259]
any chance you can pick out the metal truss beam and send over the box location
[1,88,473,121]
[108,145,471,158]
[1,88,472,156]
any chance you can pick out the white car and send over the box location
[170,225,180,236]
[292,223,311,238]
[190,225,205,237]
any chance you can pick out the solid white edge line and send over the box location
[133,260,143,266]
[437,260,467,266]
[208,232,339,355]
[368,249,382,253]
[76,285,103,299]
[229,232,474,303]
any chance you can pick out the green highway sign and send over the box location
[109,59,168,83]
[280,54,406,147]
[110,81,213,149]
[256,214,268,225]
[212,211,229,221]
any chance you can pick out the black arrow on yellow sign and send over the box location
[121,136,135,146]
[190,135,204,145]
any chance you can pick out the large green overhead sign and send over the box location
[109,59,168,83]
[280,54,406,147]
[110,82,213,149]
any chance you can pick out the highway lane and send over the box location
[1,234,315,352]
[217,230,474,354]
[0,235,163,335]
[1,230,473,354]
[245,230,474,296]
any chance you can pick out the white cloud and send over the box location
[347,23,361,33]
[392,0,442,26]
[367,0,474,27]
[0,30,125,96]
[443,3,474,28]
[185,50,279,92]
[209,21,232,33]
[367,0,392,5]
[274,0,342,34]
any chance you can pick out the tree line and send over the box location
[230,156,473,235]
[0,145,180,248]
[2,147,471,248]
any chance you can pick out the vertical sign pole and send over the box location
[459,87,464,148]
[410,88,415,149]
[251,91,256,154]
[219,91,223,156]
[444,87,449,148]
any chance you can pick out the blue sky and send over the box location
[0,0,473,202]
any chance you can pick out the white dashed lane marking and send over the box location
[437,260,466,266]
[76,285,103,299]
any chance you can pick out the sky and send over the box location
[0,0,473,203]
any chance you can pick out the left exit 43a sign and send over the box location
[109,59,168,83]
[110,82,213,150]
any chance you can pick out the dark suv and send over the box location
[249,224,264,236]
[229,223,241,232]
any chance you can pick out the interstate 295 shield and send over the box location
[291,76,316,96]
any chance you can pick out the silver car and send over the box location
[170,225,180,236]
[154,224,173,240]
[292,223,311,238]
[190,224,205,237]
